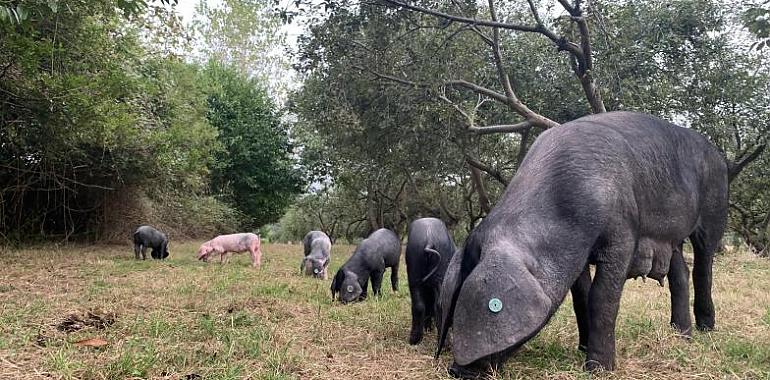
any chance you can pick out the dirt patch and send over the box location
[56,310,116,333]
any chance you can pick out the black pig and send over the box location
[405,218,456,345]
[331,228,401,303]
[133,225,170,260]
[437,112,728,377]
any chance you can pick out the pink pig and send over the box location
[197,233,262,268]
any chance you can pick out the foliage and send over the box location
[0,0,293,241]
[0,0,178,25]
[290,0,770,252]
[205,62,303,229]
[729,152,770,255]
[0,1,211,239]
[743,1,770,50]
[271,188,370,243]
[292,4,519,237]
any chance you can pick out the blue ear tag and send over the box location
[488,298,503,313]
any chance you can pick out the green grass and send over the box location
[763,307,770,327]
[0,243,768,379]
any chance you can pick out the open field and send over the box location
[1,242,769,379]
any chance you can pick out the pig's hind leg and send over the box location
[249,245,261,268]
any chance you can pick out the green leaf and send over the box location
[15,5,27,22]
[47,0,59,13]
[0,7,10,23]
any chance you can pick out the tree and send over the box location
[0,1,245,241]
[743,1,770,50]
[205,62,303,228]
[291,0,770,251]
[192,0,292,99]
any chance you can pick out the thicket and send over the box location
[0,1,301,242]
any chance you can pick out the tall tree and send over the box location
[192,0,292,99]
[205,62,303,228]
[291,0,770,250]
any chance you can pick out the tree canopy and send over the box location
[281,0,770,254]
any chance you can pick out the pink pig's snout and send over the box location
[197,246,211,261]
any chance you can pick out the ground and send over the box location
[0,242,769,380]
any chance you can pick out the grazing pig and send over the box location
[197,233,262,268]
[436,112,728,378]
[301,230,332,279]
[406,218,456,345]
[331,228,401,303]
[133,225,169,260]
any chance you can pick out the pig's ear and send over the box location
[436,248,462,358]
[330,269,345,299]
[451,253,552,366]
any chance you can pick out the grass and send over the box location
[0,242,768,379]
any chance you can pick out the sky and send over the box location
[173,0,199,22]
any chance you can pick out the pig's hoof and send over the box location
[408,333,422,345]
[696,322,715,332]
[584,359,612,372]
[448,362,483,379]
[671,323,692,339]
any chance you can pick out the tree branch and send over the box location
[465,155,508,185]
[378,0,542,33]
[352,64,514,105]
[379,0,586,60]
[467,163,491,214]
[558,0,606,113]
[468,24,494,46]
[487,0,516,110]
[515,126,532,168]
[444,79,511,105]
[468,121,533,135]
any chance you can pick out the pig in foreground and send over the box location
[301,231,332,279]
[197,233,262,268]
[437,112,728,378]
[331,228,401,303]
[133,225,169,260]
[405,218,456,345]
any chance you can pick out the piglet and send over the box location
[197,233,262,268]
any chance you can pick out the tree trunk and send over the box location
[366,184,381,232]
[468,163,491,214]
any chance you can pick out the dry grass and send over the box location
[0,242,768,379]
